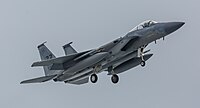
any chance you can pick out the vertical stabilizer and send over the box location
[37,42,59,76]
[63,42,77,55]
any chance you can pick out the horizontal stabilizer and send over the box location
[31,50,91,67]
[20,75,57,84]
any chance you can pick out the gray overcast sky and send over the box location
[0,0,199,108]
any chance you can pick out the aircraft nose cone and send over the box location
[165,22,185,34]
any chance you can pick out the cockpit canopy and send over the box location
[129,20,157,32]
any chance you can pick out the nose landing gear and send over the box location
[140,60,146,67]
[138,47,146,67]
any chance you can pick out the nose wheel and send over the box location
[90,74,98,83]
[140,60,146,67]
[111,74,119,84]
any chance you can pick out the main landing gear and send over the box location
[108,66,119,84]
[90,74,98,83]
[90,65,120,84]
[90,65,102,83]
[90,73,119,84]
[111,74,119,84]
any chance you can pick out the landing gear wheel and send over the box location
[111,74,119,84]
[140,61,146,67]
[90,74,98,83]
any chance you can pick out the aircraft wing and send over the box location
[20,74,57,84]
[31,50,91,67]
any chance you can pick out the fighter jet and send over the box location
[21,20,185,85]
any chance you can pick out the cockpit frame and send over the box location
[129,20,157,32]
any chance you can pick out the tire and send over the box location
[90,74,98,83]
[140,61,146,67]
[111,74,119,84]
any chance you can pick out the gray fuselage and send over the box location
[56,21,185,82]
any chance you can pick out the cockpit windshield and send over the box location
[129,20,157,32]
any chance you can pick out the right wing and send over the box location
[20,74,57,84]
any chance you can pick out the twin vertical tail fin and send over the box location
[63,42,77,55]
[37,41,77,76]
[37,42,59,76]
[21,42,80,84]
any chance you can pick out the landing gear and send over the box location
[90,64,102,83]
[111,74,119,84]
[108,66,119,84]
[140,60,146,67]
[138,47,147,67]
[90,74,98,83]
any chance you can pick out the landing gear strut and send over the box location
[138,47,146,67]
[108,66,119,84]
[90,64,102,83]
[111,74,119,84]
[90,74,98,83]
